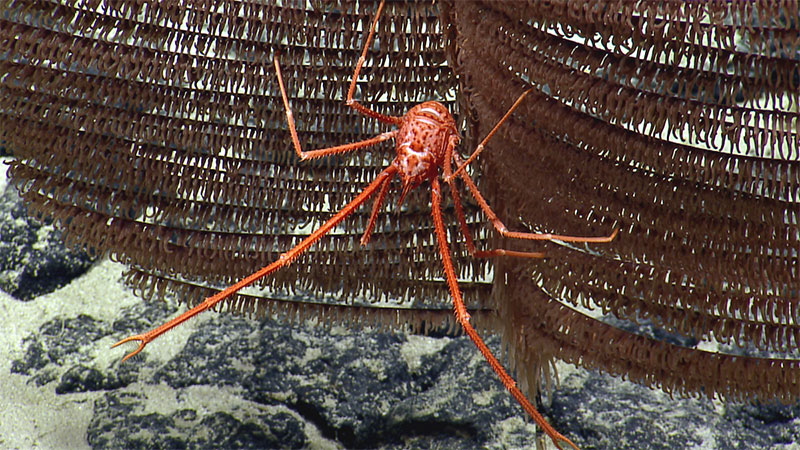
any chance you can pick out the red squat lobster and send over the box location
[113,2,618,448]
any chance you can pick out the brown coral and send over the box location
[1,0,799,415]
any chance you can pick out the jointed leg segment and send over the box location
[443,136,616,263]
[116,48,404,362]
[112,166,398,362]
[271,1,400,161]
[458,165,618,243]
[442,104,618,247]
[446,88,534,182]
[430,177,579,450]
[345,0,401,125]
[360,169,395,246]
[274,55,397,160]
[444,139,547,260]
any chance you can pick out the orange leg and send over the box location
[449,178,546,259]
[446,134,617,243]
[430,177,579,450]
[112,166,398,362]
[443,140,546,259]
[360,168,395,246]
[445,88,533,182]
[345,0,401,125]
[274,55,397,160]
[441,92,616,246]
[459,165,618,243]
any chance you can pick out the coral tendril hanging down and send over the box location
[112,1,617,448]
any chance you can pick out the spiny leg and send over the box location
[458,163,618,243]
[449,179,546,259]
[113,166,399,362]
[445,88,533,183]
[118,20,404,360]
[440,86,616,243]
[345,0,401,125]
[274,55,397,160]
[360,169,395,246]
[442,85,616,242]
[429,177,579,450]
[443,137,546,259]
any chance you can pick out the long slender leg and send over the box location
[443,137,546,259]
[113,166,399,362]
[460,166,618,243]
[449,178,546,259]
[451,150,618,243]
[274,55,396,160]
[440,87,616,243]
[444,88,533,182]
[345,0,402,125]
[430,177,579,450]
[360,169,395,246]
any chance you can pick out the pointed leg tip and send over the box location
[550,433,580,450]
[119,350,141,364]
[561,437,581,450]
[111,334,144,348]
[110,337,130,349]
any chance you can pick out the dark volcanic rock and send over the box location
[0,181,95,300]
[3,219,798,449]
[87,307,541,449]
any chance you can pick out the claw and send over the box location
[554,435,581,450]
[111,334,148,363]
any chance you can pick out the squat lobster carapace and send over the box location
[113,1,617,448]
